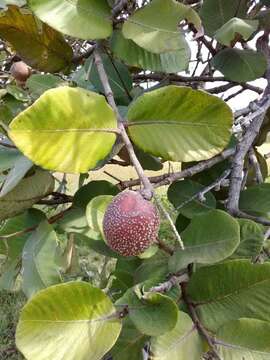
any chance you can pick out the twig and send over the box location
[93,48,153,199]
[175,169,231,211]
[149,271,188,293]
[181,282,221,360]
[154,194,185,249]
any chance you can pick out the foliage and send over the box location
[0,0,269,359]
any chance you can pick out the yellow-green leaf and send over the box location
[16,282,122,360]
[127,86,233,162]
[9,87,118,174]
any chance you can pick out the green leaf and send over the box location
[231,219,264,259]
[75,233,125,259]
[9,87,118,173]
[0,94,26,125]
[0,209,45,257]
[200,0,248,36]
[216,318,270,359]
[169,210,240,272]
[150,311,204,360]
[175,213,190,234]
[57,208,97,237]
[26,74,65,98]
[111,30,190,73]
[0,5,73,72]
[0,156,33,197]
[188,260,270,331]
[117,288,178,336]
[0,169,54,221]
[21,221,62,298]
[87,54,133,105]
[6,84,30,102]
[167,180,216,218]
[0,258,20,290]
[212,49,267,82]
[0,144,24,171]
[134,146,163,171]
[28,0,112,40]
[73,180,119,210]
[239,183,270,216]
[134,253,169,284]
[16,282,122,360]
[214,18,258,46]
[110,318,147,360]
[86,195,113,235]
[122,0,200,54]
[127,85,233,162]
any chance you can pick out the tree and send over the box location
[0,0,270,359]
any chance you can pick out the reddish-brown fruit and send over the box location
[10,61,31,84]
[103,190,160,256]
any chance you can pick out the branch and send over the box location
[119,147,235,189]
[93,48,153,199]
[37,192,73,206]
[0,207,71,241]
[133,73,226,83]
[227,95,270,215]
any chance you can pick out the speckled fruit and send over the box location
[103,190,160,256]
[10,61,31,83]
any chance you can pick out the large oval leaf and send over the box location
[212,49,267,82]
[127,86,233,162]
[216,318,270,359]
[200,0,248,36]
[111,31,190,74]
[188,260,270,332]
[117,288,178,336]
[239,183,270,216]
[16,282,122,360]
[169,210,240,272]
[110,319,147,360]
[73,180,119,210]
[0,169,54,220]
[122,0,200,54]
[150,311,204,360]
[28,0,112,40]
[21,221,62,298]
[9,87,118,173]
[0,5,72,72]
[231,219,264,259]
